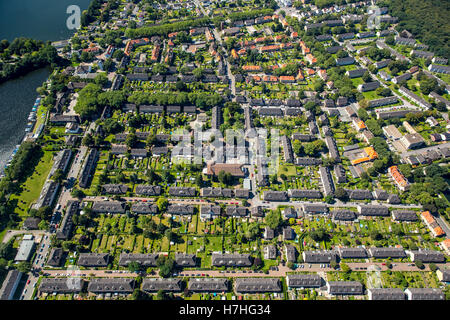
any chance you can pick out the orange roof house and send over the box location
[242,65,262,72]
[388,166,410,191]
[206,163,245,177]
[151,45,160,61]
[350,147,378,165]
[279,75,296,83]
[421,211,445,237]
[263,75,278,82]
[441,239,450,254]
[260,44,280,53]
[231,49,239,59]
[306,54,317,64]
[318,69,328,81]
[296,70,304,81]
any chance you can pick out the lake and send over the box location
[0,0,92,169]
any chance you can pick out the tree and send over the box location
[265,210,281,230]
[428,263,437,272]
[128,261,142,272]
[357,108,369,121]
[334,187,348,201]
[156,290,168,300]
[415,259,424,269]
[71,188,85,199]
[341,263,351,273]
[94,72,108,87]
[156,198,168,212]
[51,169,64,183]
[16,261,31,273]
[126,133,137,148]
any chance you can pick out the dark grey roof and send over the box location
[289,189,323,199]
[23,217,41,230]
[0,270,22,300]
[346,68,366,78]
[131,203,158,214]
[337,247,368,259]
[235,278,281,293]
[345,189,373,200]
[332,210,357,221]
[200,205,221,218]
[438,269,450,282]
[296,157,322,166]
[259,107,283,117]
[139,105,164,114]
[302,204,328,214]
[359,81,380,92]
[135,185,161,196]
[234,188,250,199]
[264,227,274,239]
[175,253,197,267]
[225,206,248,217]
[405,288,445,300]
[368,288,405,300]
[92,201,125,214]
[39,278,84,294]
[285,107,302,116]
[292,133,316,142]
[87,278,135,294]
[373,189,389,200]
[151,146,169,155]
[368,247,406,258]
[263,191,288,201]
[201,187,233,198]
[130,148,148,157]
[283,227,296,240]
[79,148,99,188]
[167,204,194,215]
[77,253,110,267]
[47,248,65,267]
[188,278,229,292]
[326,45,344,54]
[56,200,79,240]
[392,210,418,221]
[251,206,264,218]
[211,253,252,267]
[285,244,297,261]
[327,281,363,295]
[102,184,128,194]
[142,278,182,292]
[358,205,389,216]
[169,187,196,197]
[287,274,322,288]
[118,253,158,267]
[325,136,340,162]
[410,250,445,263]
[303,250,336,263]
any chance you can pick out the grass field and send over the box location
[9,150,54,218]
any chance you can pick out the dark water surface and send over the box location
[0,0,92,168]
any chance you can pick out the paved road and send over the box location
[435,214,450,236]
[195,0,236,99]
[41,261,450,280]
[2,230,46,244]
[22,232,51,300]
[401,142,450,157]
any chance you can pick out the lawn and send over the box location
[10,150,54,218]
